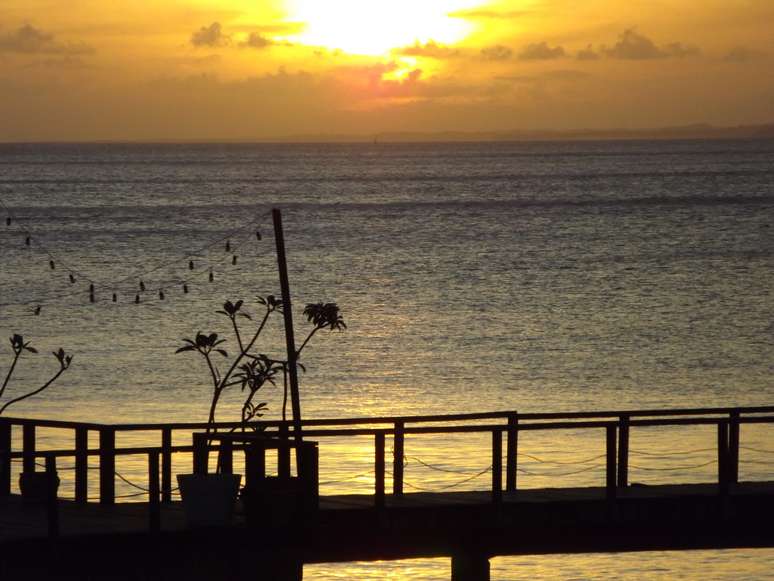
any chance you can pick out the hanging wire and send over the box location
[0,204,273,309]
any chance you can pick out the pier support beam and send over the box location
[451,551,490,581]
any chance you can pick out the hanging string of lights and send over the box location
[0,199,272,314]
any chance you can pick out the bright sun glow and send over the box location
[287,0,477,56]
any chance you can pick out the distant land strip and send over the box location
[2,123,774,145]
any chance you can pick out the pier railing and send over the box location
[2,406,774,509]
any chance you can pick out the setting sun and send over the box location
[286,0,476,56]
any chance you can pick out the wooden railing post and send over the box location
[161,428,172,503]
[393,421,404,496]
[718,420,729,495]
[245,440,266,489]
[299,442,319,511]
[617,415,630,488]
[45,456,59,538]
[99,426,115,505]
[506,414,518,492]
[192,432,208,475]
[219,438,233,474]
[375,431,385,508]
[148,450,160,533]
[278,423,291,479]
[492,429,502,504]
[729,410,740,484]
[22,423,36,474]
[75,427,88,503]
[606,424,617,500]
[0,419,10,496]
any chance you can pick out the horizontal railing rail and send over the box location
[2,406,773,510]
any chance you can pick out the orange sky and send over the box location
[0,0,772,140]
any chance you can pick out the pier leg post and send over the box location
[617,415,630,489]
[219,438,233,474]
[99,426,116,505]
[605,424,617,500]
[279,423,291,479]
[506,414,518,492]
[718,421,729,496]
[161,427,172,502]
[375,431,385,508]
[149,450,160,533]
[75,427,88,503]
[451,551,490,581]
[0,420,10,497]
[23,423,36,474]
[45,456,59,538]
[393,421,404,497]
[193,432,208,475]
[729,410,740,484]
[492,429,502,504]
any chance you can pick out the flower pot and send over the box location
[19,471,60,504]
[177,473,241,528]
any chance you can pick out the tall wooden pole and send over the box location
[273,209,304,470]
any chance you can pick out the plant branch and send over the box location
[0,367,65,415]
[296,327,318,357]
[231,317,245,354]
[0,351,21,402]
[217,308,271,393]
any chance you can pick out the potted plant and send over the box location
[1,334,73,501]
[174,296,345,527]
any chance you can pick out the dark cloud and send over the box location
[724,46,765,63]
[240,33,276,49]
[518,42,566,61]
[480,45,513,61]
[576,45,599,61]
[0,24,92,55]
[395,41,459,59]
[191,22,230,48]
[602,29,699,60]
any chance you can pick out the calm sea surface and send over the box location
[1,140,773,579]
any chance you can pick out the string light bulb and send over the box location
[189,260,194,270]
[34,306,41,316]
[5,217,10,226]
[256,230,261,241]
[25,236,31,246]
[49,260,55,270]
[209,270,214,282]
[112,293,117,302]
[225,240,231,252]
[183,283,189,294]
[139,280,145,292]
[69,274,76,284]
[232,255,237,265]
[135,294,140,304]
[159,289,165,300]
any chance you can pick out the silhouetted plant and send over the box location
[176,297,345,432]
[0,334,73,415]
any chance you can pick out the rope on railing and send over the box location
[519,452,608,465]
[403,465,492,492]
[518,463,605,477]
[629,459,717,471]
[630,447,716,457]
[741,446,774,455]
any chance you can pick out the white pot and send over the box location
[177,473,242,528]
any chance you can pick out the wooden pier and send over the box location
[2,406,774,580]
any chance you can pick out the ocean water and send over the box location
[0,140,773,579]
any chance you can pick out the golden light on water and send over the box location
[286,0,477,56]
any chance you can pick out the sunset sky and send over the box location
[1,0,772,140]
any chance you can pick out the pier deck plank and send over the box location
[3,481,774,542]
